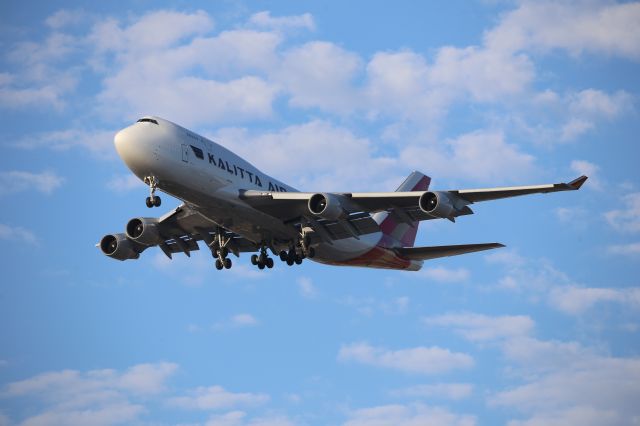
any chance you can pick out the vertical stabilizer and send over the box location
[373,171,431,248]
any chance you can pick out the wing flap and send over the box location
[396,243,505,261]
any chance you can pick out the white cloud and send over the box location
[0,224,39,245]
[484,1,640,60]
[88,11,280,126]
[555,207,587,224]
[215,120,393,191]
[168,385,268,410]
[343,403,476,426]
[429,45,534,102]
[605,193,640,233]
[608,242,640,257]
[248,11,315,31]
[106,173,141,192]
[491,339,640,426]
[89,10,213,53]
[212,314,260,331]
[419,267,469,283]
[560,90,633,141]
[2,362,177,425]
[401,130,536,184]
[423,313,534,342]
[548,286,640,315]
[390,383,473,401]
[570,160,600,190]
[337,342,473,375]
[206,410,295,426]
[45,9,86,29]
[231,314,259,327]
[278,41,362,114]
[296,276,317,299]
[339,296,409,316]
[0,170,64,195]
[16,128,117,158]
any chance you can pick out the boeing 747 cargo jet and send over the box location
[99,116,587,271]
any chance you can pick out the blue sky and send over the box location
[1,1,639,425]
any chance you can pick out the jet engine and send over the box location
[99,233,143,261]
[308,193,346,220]
[126,217,163,246]
[419,191,456,219]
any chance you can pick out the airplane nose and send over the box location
[113,125,156,176]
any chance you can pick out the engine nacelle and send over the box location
[419,191,456,219]
[99,233,143,261]
[126,217,162,246]
[308,193,346,220]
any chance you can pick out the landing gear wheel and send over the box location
[215,259,223,270]
[279,251,287,262]
[258,262,265,270]
[153,195,161,207]
[251,254,259,265]
[145,197,153,208]
[286,258,294,266]
[224,258,232,269]
[295,256,303,265]
[219,247,228,258]
[266,258,274,269]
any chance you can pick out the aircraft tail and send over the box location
[373,171,431,248]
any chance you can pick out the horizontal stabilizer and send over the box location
[396,243,505,261]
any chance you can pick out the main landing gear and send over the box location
[144,176,161,208]
[211,229,232,270]
[251,246,274,270]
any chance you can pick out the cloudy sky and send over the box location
[1,1,639,425]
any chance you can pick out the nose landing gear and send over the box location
[144,176,161,208]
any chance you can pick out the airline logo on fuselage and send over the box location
[189,145,287,192]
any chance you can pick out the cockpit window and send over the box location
[137,118,158,125]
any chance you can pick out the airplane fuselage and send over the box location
[114,117,421,270]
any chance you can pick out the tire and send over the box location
[224,258,232,269]
[215,259,223,270]
[286,258,294,266]
[145,197,153,208]
[258,262,265,270]
[153,196,161,207]
[266,258,274,268]
[295,256,303,265]
[279,251,287,262]
[251,254,259,265]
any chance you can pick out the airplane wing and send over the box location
[100,203,259,260]
[240,175,587,241]
[396,243,505,261]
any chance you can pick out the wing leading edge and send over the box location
[240,175,588,239]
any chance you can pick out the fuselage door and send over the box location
[181,144,189,162]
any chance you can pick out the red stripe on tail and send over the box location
[374,171,431,248]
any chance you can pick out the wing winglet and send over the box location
[568,175,588,190]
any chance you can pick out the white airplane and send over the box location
[99,116,587,271]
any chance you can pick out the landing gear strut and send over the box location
[144,176,161,208]
[212,228,232,270]
[251,246,274,270]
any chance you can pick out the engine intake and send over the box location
[308,193,345,220]
[100,233,143,261]
[126,217,162,246]
[419,191,456,219]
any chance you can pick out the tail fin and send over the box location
[373,171,431,248]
